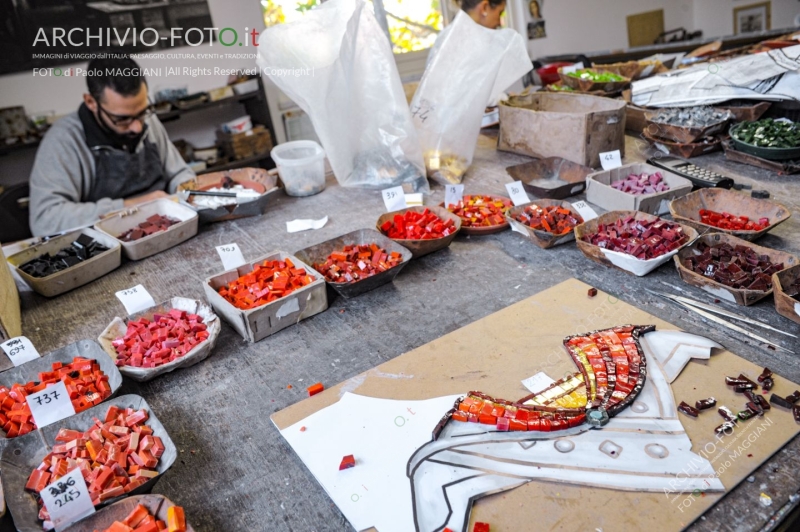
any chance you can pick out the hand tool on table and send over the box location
[645,289,795,354]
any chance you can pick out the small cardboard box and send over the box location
[498,93,626,168]
[586,162,693,216]
[203,251,328,342]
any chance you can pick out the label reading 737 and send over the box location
[26,381,76,429]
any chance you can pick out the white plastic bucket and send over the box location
[271,140,326,197]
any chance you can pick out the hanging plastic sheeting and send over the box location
[411,11,531,185]
[256,0,428,193]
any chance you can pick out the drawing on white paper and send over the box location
[278,325,725,532]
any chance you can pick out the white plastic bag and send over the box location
[411,11,531,184]
[257,0,428,192]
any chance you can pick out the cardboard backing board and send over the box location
[272,278,800,532]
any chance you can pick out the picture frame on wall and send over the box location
[733,1,771,34]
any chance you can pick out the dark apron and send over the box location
[86,139,167,202]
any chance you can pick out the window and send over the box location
[261,0,444,54]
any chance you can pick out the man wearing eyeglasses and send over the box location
[28,56,194,236]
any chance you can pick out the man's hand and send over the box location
[123,190,169,207]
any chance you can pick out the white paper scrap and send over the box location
[287,216,329,233]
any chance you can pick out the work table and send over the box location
[5,131,799,532]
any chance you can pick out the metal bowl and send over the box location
[376,205,461,259]
[505,200,583,249]
[97,297,221,382]
[439,195,512,235]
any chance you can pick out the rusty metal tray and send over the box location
[506,157,592,199]
[294,229,412,299]
[375,206,461,259]
[644,112,730,144]
[642,130,721,158]
[669,188,791,242]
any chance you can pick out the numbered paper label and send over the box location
[1,336,40,367]
[27,381,76,429]
[505,181,530,207]
[40,467,95,532]
[572,201,599,221]
[599,150,622,170]
[216,243,246,271]
[382,186,407,212]
[444,184,464,208]
[522,372,556,394]
[115,284,156,315]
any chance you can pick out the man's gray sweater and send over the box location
[28,110,194,236]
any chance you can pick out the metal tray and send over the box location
[97,297,221,382]
[1,394,177,532]
[714,101,771,123]
[93,199,198,261]
[772,264,800,325]
[178,168,282,223]
[505,200,582,249]
[674,233,799,306]
[669,188,791,242]
[642,130,721,158]
[729,123,800,161]
[375,206,461,259]
[506,157,592,199]
[294,229,412,299]
[644,112,729,144]
[6,228,122,298]
[575,211,698,277]
[0,339,122,439]
[63,494,194,532]
[721,139,800,175]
